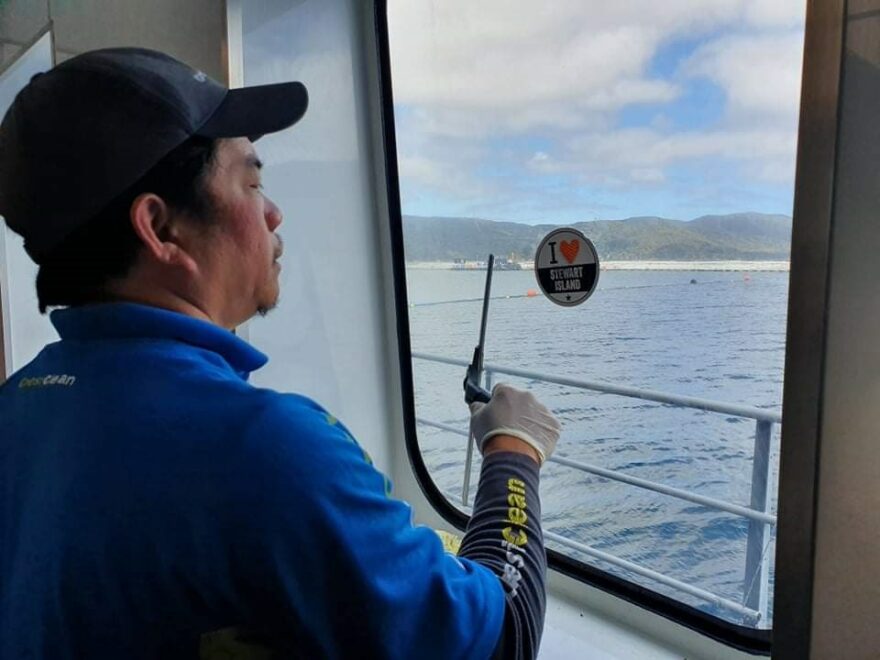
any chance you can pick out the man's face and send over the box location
[191,137,283,328]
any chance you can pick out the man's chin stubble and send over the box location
[256,294,280,318]
[256,302,277,317]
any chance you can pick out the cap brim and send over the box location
[196,81,308,141]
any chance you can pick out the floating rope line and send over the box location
[409,279,731,308]
[411,293,536,308]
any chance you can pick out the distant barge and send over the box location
[451,257,523,271]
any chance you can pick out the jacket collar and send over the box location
[51,303,268,378]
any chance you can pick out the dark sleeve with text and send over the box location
[457,452,546,660]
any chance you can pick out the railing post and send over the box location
[461,369,494,507]
[461,425,474,506]
[417,352,782,621]
[743,419,772,622]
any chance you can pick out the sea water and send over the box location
[406,267,788,627]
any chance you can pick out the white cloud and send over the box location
[743,0,806,27]
[388,0,802,113]
[398,154,495,200]
[536,127,798,185]
[684,32,804,123]
[631,168,667,183]
[388,2,701,135]
[387,0,806,218]
[392,23,659,108]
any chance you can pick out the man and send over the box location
[0,49,561,658]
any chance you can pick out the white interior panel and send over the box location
[0,31,57,376]
[240,0,395,472]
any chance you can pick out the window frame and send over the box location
[366,0,837,653]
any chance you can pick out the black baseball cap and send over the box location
[0,47,308,262]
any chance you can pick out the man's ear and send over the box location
[129,193,199,274]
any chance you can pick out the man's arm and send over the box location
[223,393,509,659]
[218,387,557,658]
[458,449,546,659]
[458,385,561,659]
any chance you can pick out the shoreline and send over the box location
[406,260,790,272]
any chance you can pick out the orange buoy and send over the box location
[526,289,538,297]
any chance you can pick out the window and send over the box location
[383,0,805,646]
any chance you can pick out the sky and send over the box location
[387,1,806,224]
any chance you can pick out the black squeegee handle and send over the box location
[463,254,494,404]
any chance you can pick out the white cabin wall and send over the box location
[47,0,227,79]
[348,0,456,531]
[239,0,397,474]
[0,30,53,376]
[0,1,49,71]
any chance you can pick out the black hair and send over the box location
[35,136,218,313]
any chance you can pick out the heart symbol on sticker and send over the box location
[560,239,580,264]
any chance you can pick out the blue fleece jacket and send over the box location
[0,303,504,659]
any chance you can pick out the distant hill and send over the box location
[402,213,792,261]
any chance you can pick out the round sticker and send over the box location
[534,228,600,307]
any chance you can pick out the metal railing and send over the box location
[412,351,781,625]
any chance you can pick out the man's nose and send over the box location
[265,196,283,231]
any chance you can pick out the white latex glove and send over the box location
[469,383,561,465]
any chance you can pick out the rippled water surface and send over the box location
[406,268,787,627]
